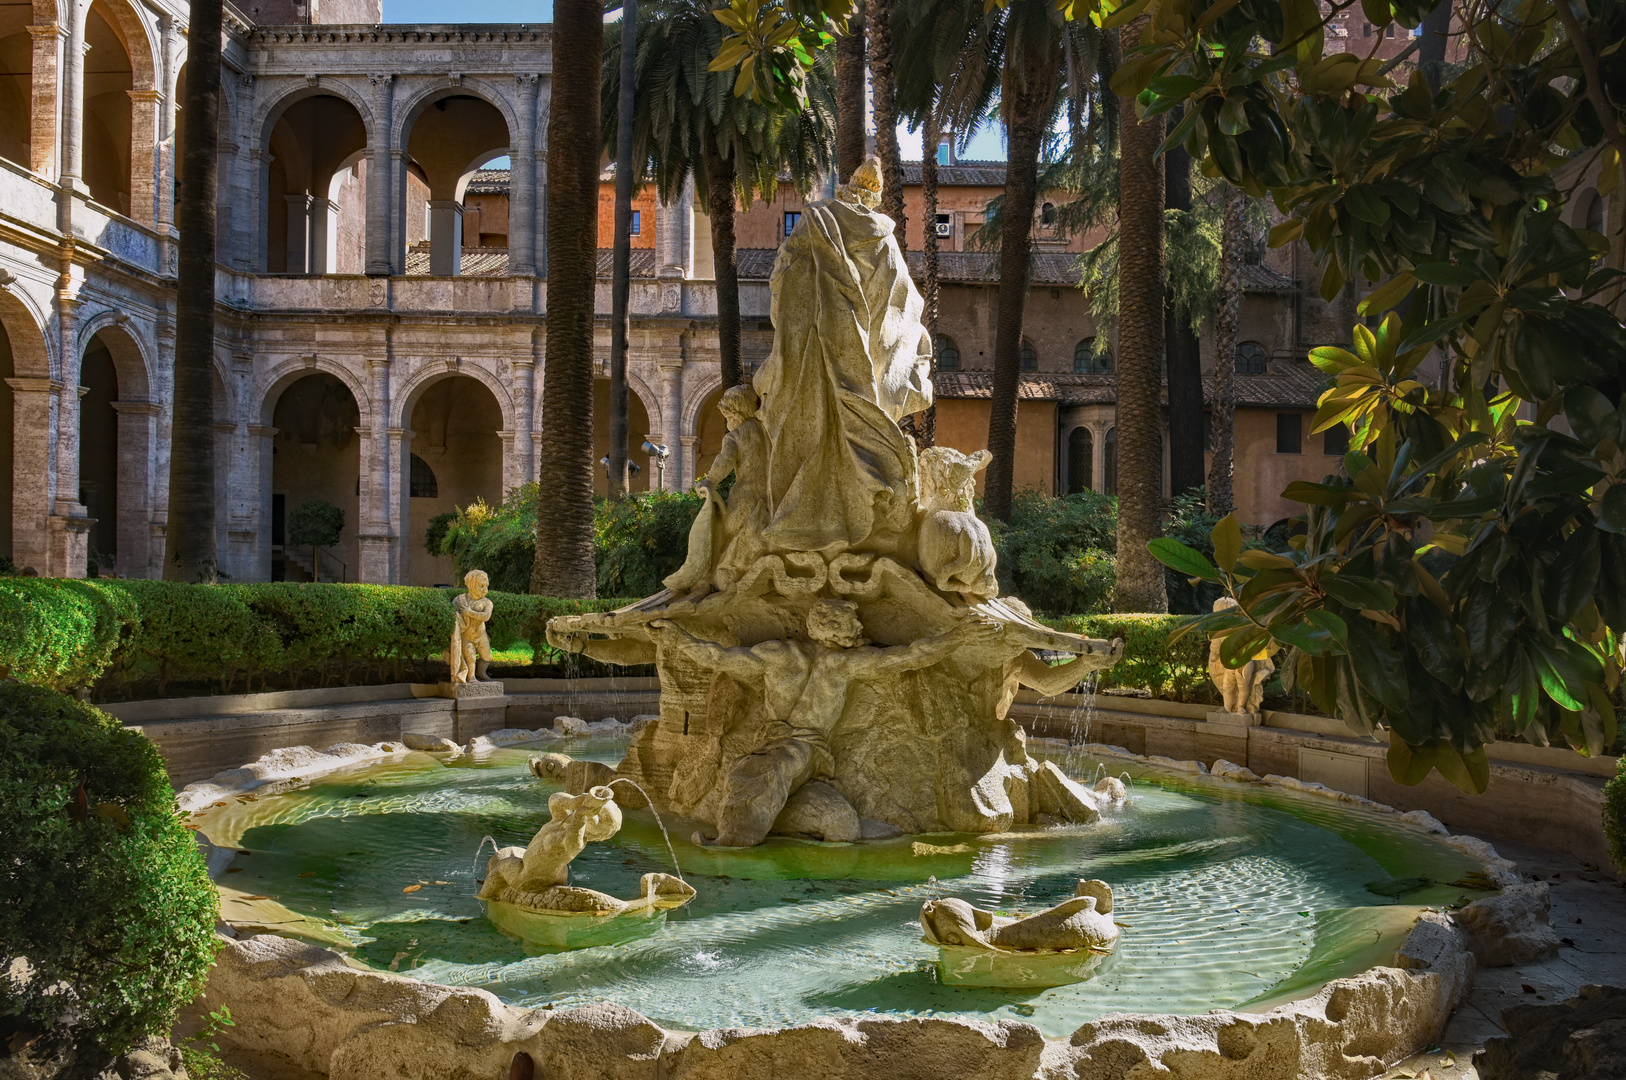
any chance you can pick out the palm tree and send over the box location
[1208,183,1243,517]
[606,0,639,501]
[1112,15,1167,612]
[532,0,602,598]
[604,0,835,390]
[165,0,223,583]
[867,0,906,247]
[836,14,866,181]
[1164,125,1204,498]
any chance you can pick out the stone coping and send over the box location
[182,733,1499,1080]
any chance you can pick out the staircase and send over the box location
[283,547,339,583]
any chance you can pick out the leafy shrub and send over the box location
[423,511,457,557]
[988,488,1118,616]
[285,499,344,549]
[0,683,217,1067]
[1043,612,1212,703]
[1606,755,1626,873]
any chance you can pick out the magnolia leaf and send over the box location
[1268,219,1304,247]
[1211,514,1243,571]
[1147,537,1220,580]
[1386,737,1434,787]
[1357,273,1416,316]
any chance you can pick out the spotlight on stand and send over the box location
[641,440,670,488]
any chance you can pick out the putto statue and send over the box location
[449,569,494,684]
[545,158,1124,847]
[1208,596,1275,717]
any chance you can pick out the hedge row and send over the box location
[0,578,637,700]
[1043,613,1213,704]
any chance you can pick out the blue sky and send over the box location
[379,0,1006,161]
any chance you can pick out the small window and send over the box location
[1074,337,1112,374]
[410,454,439,498]
[935,139,951,165]
[1019,342,1037,372]
[1363,21,1371,36]
[1040,202,1057,226]
[1236,341,1268,375]
[1324,423,1351,456]
[629,209,641,235]
[1104,427,1117,494]
[784,211,802,237]
[935,334,960,372]
[1277,413,1303,455]
[1386,23,1395,37]
[1067,427,1093,494]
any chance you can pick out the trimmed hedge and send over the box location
[1607,755,1626,872]
[1044,613,1212,704]
[0,682,218,1065]
[0,578,638,700]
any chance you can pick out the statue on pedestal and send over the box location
[450,570,494,684]
[1207,597,1275,718]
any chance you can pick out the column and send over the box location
[155,15,176,234]
[7,378,58,575]
[357,355,394,582]
[387,426,413,584]
[310,196,338,274]
[510,73,539,278]
[365,73,395,276]
[58,1,84,187]
[678,435,699,493]
[110,400,158,577]
[428,201,462,275]
[285,193,313,272]
[655,176,694,277]
[26,23,64,178]
[389,148,407,274]
[53,299,81,521]
[127,89,161,227]
[250,147,270,272]
[497,430,521,493]
[657,362,682,490]
[248,423,277,580]
[511,354,536,486]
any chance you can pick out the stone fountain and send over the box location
[547,157,1123,848]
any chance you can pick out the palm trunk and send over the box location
[1112,17,1168,612]
[531,0,601,597]
[607,0,638,502]
[835,13,866,181]
[704,144,744,388]
[984,55,1055,522]
[1418,0,1451,92]
[921,97,940,447]
[165,0,222,582]
[1164,127,1204,498]
[866,0,906,248]
[1208,184,1242,518]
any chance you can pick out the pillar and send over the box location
[357,355,394,583]
[389,148,407,274]
[678,434,699,493]
[510,73,540,278]
[656,176,694,277]
[428,200,462,275]
[285,193,313,272]
[59,2,84,187]
[7,378,57,574]
[387,426,413,584]
[511,355,536,486]
[110,400,157,577]
[657,362,682,490]
[128,89,161,227]
[310,196,338,274]
[26,23,64,178]
[249,423,276,580]
[366,73,395,276]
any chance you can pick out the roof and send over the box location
[465,168,510,195]
[899,160,1011,186]
[932,364,1328,408]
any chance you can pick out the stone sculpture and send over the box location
[1207,597,1274,717]
[919,879,1120,954]
[449,569,495,685]
[477,785,694,947]
[544,158,1125,846]
[917,447,999,601]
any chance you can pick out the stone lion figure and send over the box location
[917,446,998,601]
[1208,597,1275,715]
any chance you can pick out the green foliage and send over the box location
[436,489,539,595]
[1042,612,1211,703]
[1606,755,1626,873]
[988,489,1118,617]
[179,1006,247,1080]
[285,500,344,549]
[0,683,217,1064]
[594,489,707,597]
[424,512,456,558]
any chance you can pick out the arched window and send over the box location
[935,334,960,372]
[1040,202,1057,225]
[409,454,439,498]
[1235,341,1268,375]
[1585,190,1605,233]
[1103,428,1117,494]
[1074,337,1112,374]
[1067,427,1093,494]
[1019,341,1037,372]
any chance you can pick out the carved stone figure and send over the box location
[918,446,998,601]
[450,570,494,684]
[648,603,1002,847]
[1207,597,1274,716]
[919,880,1120,954]
[663,384,769,597]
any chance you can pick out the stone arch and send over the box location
[258,84,373,274]
[679,369,724,438]
[391,78,518,152]
[77,322,156,573]
[252,78,376,158]
[0,286,52,378]
[396,82,516,275]
[394,362,515,432]
[0,286,54,568]
[399,370,509,586]
[625,369,661,434]
[265,369,365,582]
[256,356,372,429]
[74,312,151,398]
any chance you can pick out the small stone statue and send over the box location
[917,446,999,601]
[919,879,1120,954]
[663,385,769,598]
[450,569,495,684]
[1207,597,1274,716]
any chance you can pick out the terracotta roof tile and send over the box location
[932,365,1328,408]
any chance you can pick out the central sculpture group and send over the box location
[546,157,1124,851]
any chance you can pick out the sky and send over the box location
[378,0,1008,161]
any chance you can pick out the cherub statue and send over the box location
[450,569,495,684]
[920,879,1120,954]
[647,601,1002,847]
[1207,596,1275,715]
[917,446,998,601]
[663,385,769,598]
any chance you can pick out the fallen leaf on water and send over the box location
[238,895,274,901]
[403,884,422,893]
[211,802,228,808]
[434,880,451,885]
[226,867,244,873]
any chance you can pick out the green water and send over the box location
[203,737,1489,1038]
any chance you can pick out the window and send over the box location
[934,335,961,371]
[1074,337,1112,374]
[1067,427,1093,494]
[935,139,952,165]
[1040,202,1057,226]
[1104,427,1117,494]
[1386,23,1396,36]
[1276,413,1303,455]
[1019,342,1038,372]
[1324,423,1351,456]
[628,210,641,235]
[1363,21,1371,36]
[784,211,802,237]
[410,454,439,498]
[1235,341,1267,375]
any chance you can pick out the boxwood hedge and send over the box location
[1043,613,1212,704]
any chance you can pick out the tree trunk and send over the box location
[1164,127,1205,498]
[866,0,906,249]
[835,13,866,182]
[983,48,1056,522]
[704,145,744,388]
[1112,17,1168,612]
[165,0,222,583]
[921,97,940,447]
[607,0,638,502]
[1418,0,1451,92]
[1208,184,1242,518]
[531,0,601,598]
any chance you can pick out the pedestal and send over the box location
[439,680,511,741]
[1206,709,1262,727]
